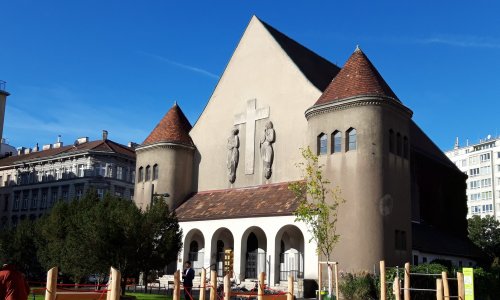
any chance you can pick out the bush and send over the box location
[339,272,377,300]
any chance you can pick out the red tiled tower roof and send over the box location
[315,47,399,106]
[142,103,194,146]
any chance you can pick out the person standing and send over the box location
[182,261,195,300]
[0,263,30,300]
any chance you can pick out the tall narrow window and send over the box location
[145,165,151,181]
[346,128,357,151]
[332,131,342,153]
[317,133,327,155]
[403,136,409,159]
[396,133,402,156]
[138,167,144,182]
[153,164,159,180]
[389,129,395,153]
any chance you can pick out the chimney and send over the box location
[42,144,52,151]
[24,148,31,154]
[76,137,89,145]
[53,135,63,148]
[102,130,108,140]
[454,137,459,149]
[17,147,26,155]
[128,142,139,148]
[33,143,39,152]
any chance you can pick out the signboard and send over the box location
[463,267,474,300]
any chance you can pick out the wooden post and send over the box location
[210,270,217,300]
[380,261,386,300]
[258,272,265,300]
[318,262,322,300]
[441,271,449,300]
[404,263,410,300]
[334,263,339,300]
[457,272,465,300]
[45,267,58,300]
[393,277,401,300]
[200,268,206,300]
[224,274,230,300]
[174,270,181,300]
[436,279,443,300]
[109,267,121,300]
[287,275,294,300]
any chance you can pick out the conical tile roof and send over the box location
[315,47,399,106]
[143,103,194,146]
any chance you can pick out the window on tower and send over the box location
[346,128,357,151]
[403,136,409,159]
[317,133,327,155]
[389,129,395,153]
[332,131,342,153]
[145,165,151,181]
[396,133,402,156]
[138,167,144,182]
[153,164,159,180]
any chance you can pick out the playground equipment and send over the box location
[44,266,121,300]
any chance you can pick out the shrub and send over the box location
[339,272,377,300]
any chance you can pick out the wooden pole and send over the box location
[393,277,401,300]
[224,274,230,300]
[258,272,265,300]
[45,267,58,300]
[210,270,217,300]
[174,270,181,300]
[404,263,410,300]
[436,279,443,300]
[109,267,121,300]
[457,272,465,300]
[380,261,386,300]
[287,275,294,300]
[441,271,449,300]
[200,268,206,300]
[334,263,339,300]
[318,262,322,300]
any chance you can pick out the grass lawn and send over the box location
[30,291,173,300]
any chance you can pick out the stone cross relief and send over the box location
[234,99,270,175]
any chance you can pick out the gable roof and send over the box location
[315,47,399,106]
[259,18,340,92]
[142,103,194,146]
[176,181,301,222]
[0,139,135,167]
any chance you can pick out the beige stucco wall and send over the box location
[306,101,412,271]
[190,16,323,191]
[135,143,194,210]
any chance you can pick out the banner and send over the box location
[463,267,474,300]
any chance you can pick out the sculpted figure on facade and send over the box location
[227,127,240,183]
[260,121,275,179]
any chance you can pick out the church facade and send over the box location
[134,16,474,286]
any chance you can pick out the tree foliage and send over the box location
[468,215,500,259]
[289,147,344,260]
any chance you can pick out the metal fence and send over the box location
[279,252,304,281]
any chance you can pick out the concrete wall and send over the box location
[190,16,322,191]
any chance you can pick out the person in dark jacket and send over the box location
[182,261,195,300]
[0,263,30,300]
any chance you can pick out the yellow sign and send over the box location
[463,267,474,300]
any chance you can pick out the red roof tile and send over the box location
[315,47,399,106]
[142,103,194,146]
[175,181,302,222]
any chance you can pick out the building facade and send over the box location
[0,132,136,228]
[134,16,474,288]
[445,136,500,221]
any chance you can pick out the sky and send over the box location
[1,1,500,151]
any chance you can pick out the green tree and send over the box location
[137,196,183,293]
[289,147,344,296]
[468,215,500,260]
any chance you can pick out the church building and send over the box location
[134,16,475,287]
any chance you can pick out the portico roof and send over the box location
[175,181,302,222]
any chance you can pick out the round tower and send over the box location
[304,47,413,270]
[134,102,195,211]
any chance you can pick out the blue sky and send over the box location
[1,1,499,151]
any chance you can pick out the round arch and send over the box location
[211,227,234,277]
[183,229,206,274]
[274,225,305,283]
[240,226,268,279]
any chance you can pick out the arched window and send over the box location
[138,167,144,182]
[389,129,395,153]
[331,131,342,153]
[317,133,327,155]
[145,165,151,181]
[396,133,402,156]
[189,241,199,261]
[346,128,357,151]
[153,164,159,180]
[403,136,409,159]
